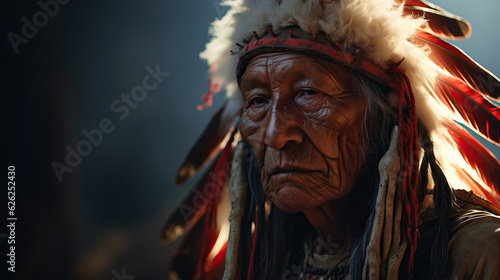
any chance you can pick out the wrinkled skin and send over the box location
[239,52,369,244]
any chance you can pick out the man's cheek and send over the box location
[245,139,264,163]
[240,113,261,137]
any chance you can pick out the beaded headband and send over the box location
[235,26,396,89]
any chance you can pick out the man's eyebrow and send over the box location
[309,61,351,90]
[240,74,265,87]
[283,63,349,92]
[240,66,270,88]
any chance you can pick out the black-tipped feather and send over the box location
[175,100,239,185]
[162,158,218,243]
[400,0,471,39]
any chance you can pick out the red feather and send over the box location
[168,213,218,279]
[453,169,500,209]
[398,0,437,9]
[444,120,500,202]
[204,242,228,274]
[168,136,235,279]
[433,73,500,144]
[415,31,500,99]
[197,65,222,111]
[168,212,227,280]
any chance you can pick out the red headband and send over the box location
[236,37,395,87]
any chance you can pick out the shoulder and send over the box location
[414,190,500,280]
[446,192,500,280]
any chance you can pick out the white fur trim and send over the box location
[201,0,439,129]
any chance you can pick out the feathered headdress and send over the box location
[163,0,500,279]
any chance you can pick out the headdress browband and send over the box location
[234,26,398,89]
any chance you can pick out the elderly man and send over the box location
[164,0,500,279]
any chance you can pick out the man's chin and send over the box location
[268,185,317,214]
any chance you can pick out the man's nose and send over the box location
[262,102,303,150]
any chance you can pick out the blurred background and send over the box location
[1,0,499,279]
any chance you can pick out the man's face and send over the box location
[239,52,368,213]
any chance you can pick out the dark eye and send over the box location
[250,97,268,106]
[303,89,320,95]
